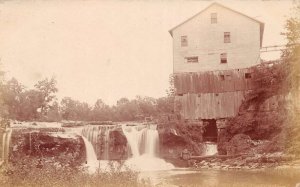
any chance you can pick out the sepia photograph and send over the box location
[0,0,299,186]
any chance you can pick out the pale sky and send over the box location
[0,0,295,105]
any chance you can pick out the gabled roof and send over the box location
[169,2,265,47]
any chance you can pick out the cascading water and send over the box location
[203,142,218,156]
[81,136,98,173]
[122,124,174,171]
[81,125,113,160]
[103,127,110,160]
[80,125,117,173]
[2,128,12,163]
[79,123,174,173]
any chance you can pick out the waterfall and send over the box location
[81,136,98,173]
[81,125,113,160]
[203,142,218,156]
[122,124,146,157]
[144,126,159,156]
[2,128,12,163]
[122,124,174,171]
[79,123,174,172]
[103,127,110,160]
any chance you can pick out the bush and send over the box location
[0,157,141,187]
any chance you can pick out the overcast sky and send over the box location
[0,0,295,105]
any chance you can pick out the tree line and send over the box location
[0,75,175,122]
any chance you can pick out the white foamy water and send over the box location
[203,142,218,156]
[2,128,13,163]
[81,136,99,173]
[79,123,174,173]
[10,122,62,128]
[122,124,174,171]
[125,154,174,171]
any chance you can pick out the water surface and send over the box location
[140,168,300,187]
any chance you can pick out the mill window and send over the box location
[185,56,198,63]
[220,53,227,64]
[211,13,217,24]
[245,73,252,79]
[181,36,188,47]
[224,32,231,43]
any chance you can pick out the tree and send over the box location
[0,66,8,119]
[115,97,139,121]
[166,74,175,97]
[60,97,78,121]
[1,78,24,119]
[156,96,174,114]
[281,3,300,155]
[60,97,92,121]
[45,100,62,122]
[18,89,43,120]
[281,2,300,59]
[135,96,157,117]
[34,77,58,117]
[91,99,112,121]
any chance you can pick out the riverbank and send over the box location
[190,152,300,171]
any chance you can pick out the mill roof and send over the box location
[169,2,265,47]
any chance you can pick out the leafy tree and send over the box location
[115,97,139,121]
[91,99,112,121]
[18,89,43,120]
[34,77,58,117]
[77,102,92,121]
[166,74,175,97]
[135,96,157,117]
[280,3,300,156]
[60,97,79,121]
[1,78,24,119]
[60,97,92,121]
[156,96,174,114]
[44,100,62,122]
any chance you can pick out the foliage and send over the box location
[220,3,300,156]
[281,3,300,156]
[59,95,174,122]
[166,74,175,97]
[34,77,58,117]
[91,99,112,121]
[60,97,92,121]
[0,77,59,121]
[0,61,175,122]
[0,157,141,187]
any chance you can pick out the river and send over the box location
[139,168,300,187]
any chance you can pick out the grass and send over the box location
[0,157,146,187]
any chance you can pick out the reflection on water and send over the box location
[139,169,300,187]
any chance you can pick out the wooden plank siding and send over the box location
[174,68,255,94]
[175,91,246,119]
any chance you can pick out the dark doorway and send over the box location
[202,119,218,142]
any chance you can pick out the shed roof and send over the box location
[169,2,264,47]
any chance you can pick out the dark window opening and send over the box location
[211,13,217,24]
[224,32,231,43]
[215,93,219,96]
[181,36,188,47]
[185,56,198,63]
[245,73,252,79]
[202,119,218,142]
[220,53,227,64]
[177,94,183,96]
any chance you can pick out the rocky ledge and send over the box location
[191,152,299,170]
